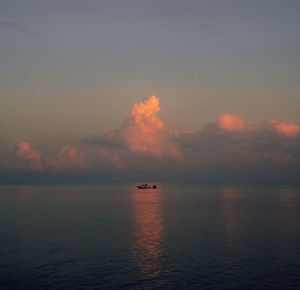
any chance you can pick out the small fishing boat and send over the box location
[137,184,157,189]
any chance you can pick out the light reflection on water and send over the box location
[277,188,298,243]
[130,186,164,281]
[219,188,241,249]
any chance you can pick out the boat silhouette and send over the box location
[137,184,157,189]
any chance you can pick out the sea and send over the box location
[1,184,300,289]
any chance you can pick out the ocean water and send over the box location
[1,184,300,289]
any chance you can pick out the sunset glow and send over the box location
[123,96,164,156]
[218,114,245,131]
[131,187,164,279]
[16,142,43,171]
[269,120,300,137]
[121,95,181,158]
[1,2,300,289]
[3,99,300,182]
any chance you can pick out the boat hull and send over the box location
[136,185,157,189]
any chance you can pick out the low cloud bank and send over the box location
[45,146,90,172]
[2,143,89,174]
[1,97,300,184]
[178,113,300,182]
[84,98,300,183]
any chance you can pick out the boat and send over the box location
[137,184,157,189]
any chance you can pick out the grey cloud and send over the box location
[83,133,125,149]
[186,23,214,31]
[174,122,300,182]
[156,9,181,19]
[0,20,31,33]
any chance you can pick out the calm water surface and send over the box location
[1,184,300,289]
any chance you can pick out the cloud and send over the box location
[82,102,300,183]
[88,96,182,160]
[268,120,299,137]
[122,95,181,157]
[45,146,90,172]
[156,9,180,19]
[217,113,245,131]
[123,95,164,155]
[1,98,300,184]
[15,142,43,171]
[0,20,31,33]
[186,23,214,31]
[99,149,127,171]
[175,114,300,182]
[3,143,89,174]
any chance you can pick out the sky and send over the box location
[1,0,300,183]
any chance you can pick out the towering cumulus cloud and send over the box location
[86,96,182,171]
[93,95,182,167]
[16,142,43,171]
[124,95,163,155]
[121,96,180,157]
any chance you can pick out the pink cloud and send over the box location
[268,120,299,137]
[123,96,170,156]
[46,146,90,172]
[218,114,245,131]
[3,97,300,184]
[115,95,182,159]
[16,142,43,171]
